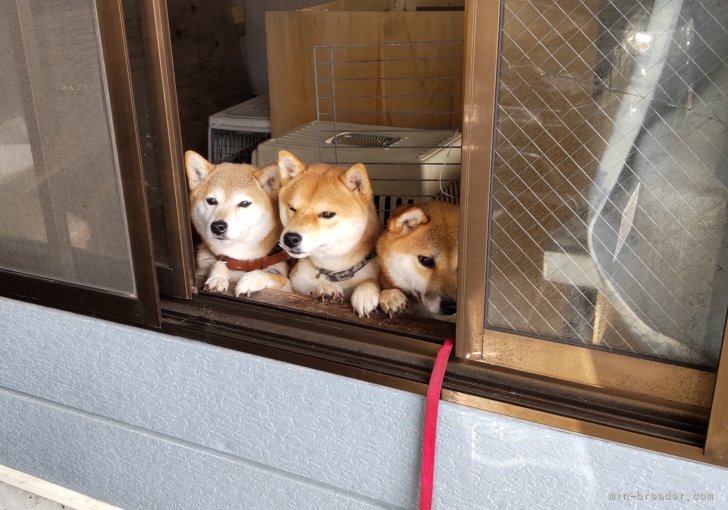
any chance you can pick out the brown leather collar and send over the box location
[218,246,289,272]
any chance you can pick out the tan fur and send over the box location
[185,150,291,296]
[276,150,382,317]
[377,201,459,318]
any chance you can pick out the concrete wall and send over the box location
[0,295,726,509]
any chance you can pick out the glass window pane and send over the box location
[0,0,135,295]
[486,0,728,368]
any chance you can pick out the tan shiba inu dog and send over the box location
[185,150,291,297]
[276,150,382,317]
[377,201,459,318]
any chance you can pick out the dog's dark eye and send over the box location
[418,255,435,269]
[238,200,251,208]
[319,211,336,219]
[289,205,297,213]
[206,197,217,206]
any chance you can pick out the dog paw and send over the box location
[235,270,276,297]
[379,289,408,317]
[351,281,380,318]
[204,275,229,294]
[312,284,344,303]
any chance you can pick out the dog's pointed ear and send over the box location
[387,205,430,235]
[340,163,372,200]
[253,164,281,196]
[185,151,214,191]
[278,150,307,182]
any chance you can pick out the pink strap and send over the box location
[420,338,454,510]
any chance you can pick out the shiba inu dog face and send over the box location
[377,201,459,317]
[275,150,382,317]
[277,150,377,260]
[186,152,280,253]
[185,151,290,296]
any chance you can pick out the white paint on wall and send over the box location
[0,465,121,510]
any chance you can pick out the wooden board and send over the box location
[302,0,464,11]
[195,275,455,340]
[265,11,464,136]
[302,0,399,11]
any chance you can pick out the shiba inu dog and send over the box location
[377,201,459,318]
[185,151,291,297]
[276,150,382,317]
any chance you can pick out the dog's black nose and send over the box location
[283,232,302,248]
[210,220,227,235]
[440,298,457,316]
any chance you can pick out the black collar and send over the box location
[314,251,376,282]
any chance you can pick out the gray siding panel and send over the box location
[1,297,727,509]
[0,389,392,510]
[0,299,421,507]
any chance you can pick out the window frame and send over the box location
[132,0,196,300]
[0,0,160,327]
[706,319,728,461]
[457,0,728,464]
[8,0,720,468]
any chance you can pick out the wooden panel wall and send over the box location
[265,10,464,136]
[302,0,464,11]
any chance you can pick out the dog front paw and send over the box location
[204,275,229,293]
[351,281,380,318]
[379,289,408,317]
[235,270,276,297]
[312,284,344,303]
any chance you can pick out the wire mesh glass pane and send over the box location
[0,0,136,295]
[486,0,728,368]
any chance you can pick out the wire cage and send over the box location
[254,41,464,223]
[208,95,271,164]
